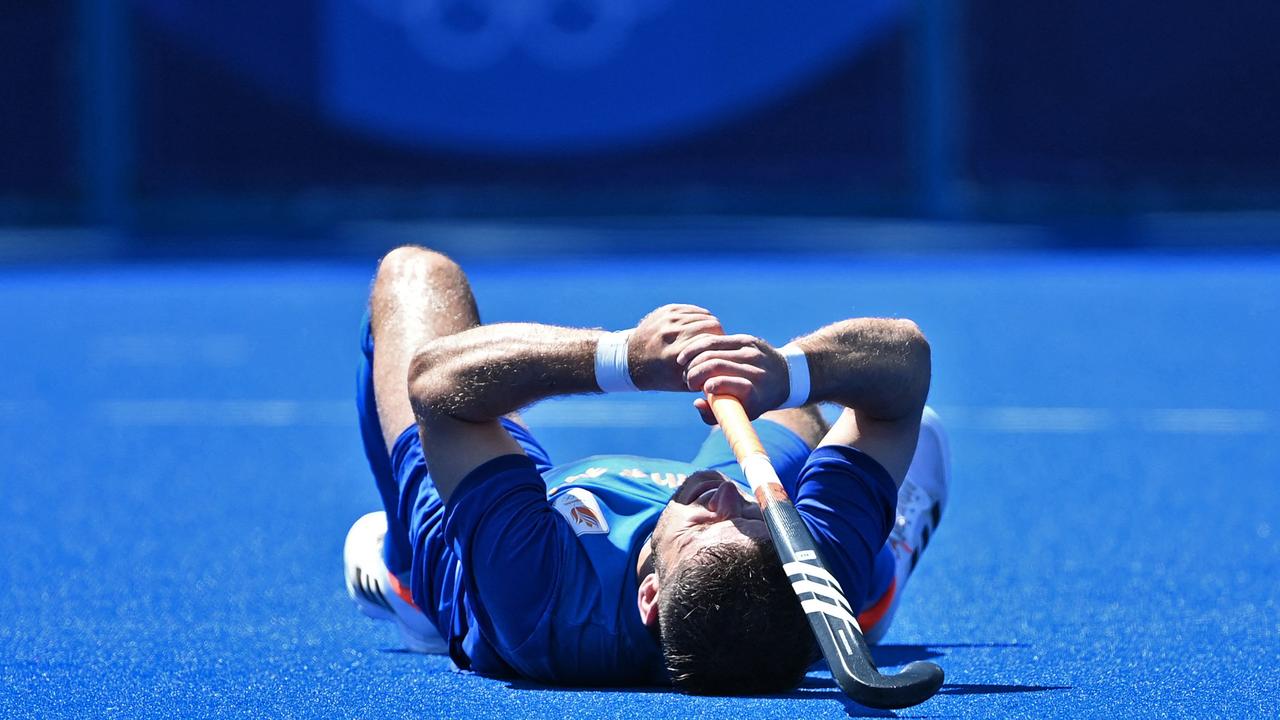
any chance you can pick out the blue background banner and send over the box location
[134,0,905,151]
[2,1,1279,226]
[320,0,904,151]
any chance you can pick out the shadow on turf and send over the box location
[503,644,1068,717]
[937,683,1071,696]
[796,681,1070,718]
[813,686,1071,719]
[797,643,1069,717]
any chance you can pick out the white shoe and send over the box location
[344,511,449,654]
[863,406,951,643]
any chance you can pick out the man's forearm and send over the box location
[409,323,603,422]
[791,318,931,421]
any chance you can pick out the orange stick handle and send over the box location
[707,393,767,460]
[706,393,790,507]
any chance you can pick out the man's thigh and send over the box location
[369,246,481,452]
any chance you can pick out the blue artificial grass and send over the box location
[1,251,1277,718]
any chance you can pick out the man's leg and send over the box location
[347,247,483,652]
[356,246,481,575]
[365,245,552,478]
[351,246,558,659]
[860,406,951,643]
[370,246,481,453]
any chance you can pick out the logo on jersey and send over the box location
[570,506,600,528]
[553,488,610,536]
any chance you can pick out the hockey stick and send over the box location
[706,393,944,709]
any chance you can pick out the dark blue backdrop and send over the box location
[1,1,1278,226]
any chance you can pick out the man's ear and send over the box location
[637,572,660,628]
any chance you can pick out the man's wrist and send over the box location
[594,330,640,392]
[775,343,811,408]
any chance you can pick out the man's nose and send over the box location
[708,480,745,518]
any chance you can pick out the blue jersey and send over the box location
[444,454,695,684]
[441,443,897,686]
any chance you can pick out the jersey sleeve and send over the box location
[791,445,899,607]
[442,454,580,678]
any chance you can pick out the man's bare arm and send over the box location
[792,318,931,421]
[410,323,601,423]
[409,305,723,501]
[680,318,931,485]
[796,319,930,485]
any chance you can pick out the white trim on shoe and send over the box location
[344,511,449,654]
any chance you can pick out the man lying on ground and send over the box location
[344,246,950,693]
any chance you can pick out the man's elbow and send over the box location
[882,319,930,419]
[408,341,457,419]
[898,319,932,414]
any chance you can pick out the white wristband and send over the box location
[594,330,639,393]
[777,343,811,409]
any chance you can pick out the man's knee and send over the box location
[758,406,828,448]
[371,246,472,310]
[376,245,463,288]
[369,245,480,336]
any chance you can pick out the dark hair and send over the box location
[655,538,819,695]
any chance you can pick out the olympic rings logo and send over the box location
[357,0,674,70]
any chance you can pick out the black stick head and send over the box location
[835,660,945,710]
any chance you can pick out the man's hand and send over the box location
[677,333,789,424]
[628,304,725,391]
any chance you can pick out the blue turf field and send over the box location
[2,252,1278,718]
